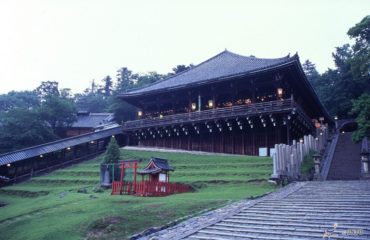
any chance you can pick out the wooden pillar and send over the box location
[242,131,245,155]
[251,79,256,103]
[212,133,215,152]
[232,131,235,154]
[221,132,225,153]
[187,135,191,150]
[198,93,201,112]
[188,91,192,113]
[252,127,256,155]
[133,162,137,192]
[287,120,291,145]
[265,126,269,156]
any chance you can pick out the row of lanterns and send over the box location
[135,113,297,140]
[137,88,285,118]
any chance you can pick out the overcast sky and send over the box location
[0,0,369,94]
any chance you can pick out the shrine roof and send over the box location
[138,157,174,175]
[119,50,297,98]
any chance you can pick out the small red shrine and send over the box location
[137,158,174,183]
[111,158,190,197]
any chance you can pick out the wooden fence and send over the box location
[271,125,329,180]
[111,181,191,197]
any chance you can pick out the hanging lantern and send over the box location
[208,100,214,108]
[277,88,283,98]
[191,103,197,110]
[137,110,143,117]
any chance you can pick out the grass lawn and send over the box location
[0,150,275,240]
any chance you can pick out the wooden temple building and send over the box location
[120,50,332,156]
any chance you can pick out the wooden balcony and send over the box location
[122,99,312,131]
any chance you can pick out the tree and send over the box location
[115,67,138,93]
[103,137,120,163]
[302,60,321,86]
[347,15,370,94]
[35,81,60,100]
[171,64,194,75]
[102,75,113,97]
[60,88,73,99]
[135,71,165,87]
[0,91,39,112]
[0,108,56,153]
[351,93,370,142]
[38,96,76,136]
[107,96,136,124]
[75,93,109,112]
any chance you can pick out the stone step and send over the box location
[213,222,368,235]
[247,206,370,214]
[231,214,370,223]
[205,225,370,239]
[286,194,370,198]
[255,201,370,209]
[194,228,326,240]
[262,199,370,204]
[222,218,370,230]
[140,181,370,240]
[253,204,370,211]
[240,209,370,218]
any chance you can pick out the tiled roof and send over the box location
[120,50,296,97]
[0,126,122,166]
[72,113,115,128]
[138,157,174,174]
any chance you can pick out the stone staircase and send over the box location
[327,132,361,180]
[184,181,370,240]
[139,181,370,240]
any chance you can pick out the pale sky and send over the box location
[0,0,369,94]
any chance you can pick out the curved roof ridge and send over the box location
[121,50,230,94]
[225,49,291,61]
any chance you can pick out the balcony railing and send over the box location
[123,99,309,131]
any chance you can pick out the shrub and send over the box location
[104,137,120,164]
[300,151,315,180]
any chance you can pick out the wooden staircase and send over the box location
[327,132,361,180]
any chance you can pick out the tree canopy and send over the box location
[306,15,370,141]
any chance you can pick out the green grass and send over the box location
[0,150,275,240]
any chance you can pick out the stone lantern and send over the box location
[361,150,370,179]
[313,153,321,180]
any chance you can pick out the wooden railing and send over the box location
[123,99,303,130]
[111,180,191,196]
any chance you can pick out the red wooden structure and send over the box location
[111,158,190,196]
[111,160,138,195]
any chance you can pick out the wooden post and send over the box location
[133,162,137,192]
[198,94,201,112]
[286,120,290,145]
[212,133,215,152]
[242,131,245,155]
[232,131,235,154]
[221,132,225,153]
[187,135,191,150]
[119,163,125,194]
